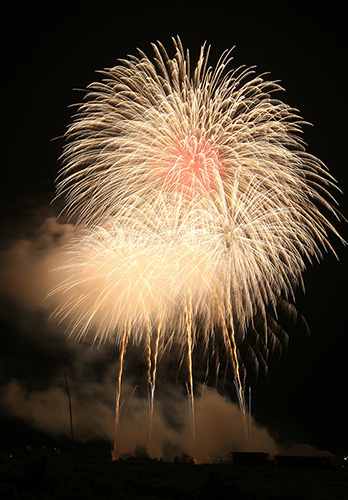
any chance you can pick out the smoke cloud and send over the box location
[1,376,279,462]
[0,212,280,461]
[0,216,74,311]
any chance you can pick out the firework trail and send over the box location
[148,318,161,445]
[52,37,343,457]
[184,292,195,445]
[114,320,130,456]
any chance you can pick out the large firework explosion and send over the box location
[52,37,342,458]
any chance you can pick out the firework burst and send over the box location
[52,37,343,457]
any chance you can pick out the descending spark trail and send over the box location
[113,320,130,459]
[52,37,344,457]
[148,319,161,444]
[216,292,248,446]
[146,322,152,422]
[185,293,195,446]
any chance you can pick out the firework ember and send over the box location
[52,37,343,458]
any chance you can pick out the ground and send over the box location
[1,445,347,500]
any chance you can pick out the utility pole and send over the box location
[63,370,74,448]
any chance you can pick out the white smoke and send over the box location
[0,213,281,461]
[0,216,74,311]
[1,375,280,462]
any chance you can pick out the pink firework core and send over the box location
[157,135,222,197]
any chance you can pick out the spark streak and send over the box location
[148,319,161,443]
[113,320,130,460]
[185,293,195,446]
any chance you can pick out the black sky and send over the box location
[1,1,347,455]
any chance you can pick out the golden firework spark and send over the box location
[52,37,343,456]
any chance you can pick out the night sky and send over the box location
[1,1,347,458]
